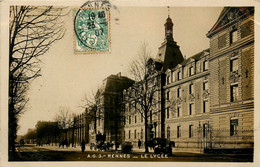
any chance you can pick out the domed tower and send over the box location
[164,16,174,41]
[155,9,184,72]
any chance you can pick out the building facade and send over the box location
[122,7,254,152]
[164,49,211,151]
[206,7,254,150]
[95,72,134,143]
[73,7,254,152]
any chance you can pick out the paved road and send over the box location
[13,144,253,162]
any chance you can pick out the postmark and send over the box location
[74,7,111,54]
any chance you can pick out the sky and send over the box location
[17,6,223,135]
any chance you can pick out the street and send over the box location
[11,144,253,162]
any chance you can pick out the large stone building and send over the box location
[164,49,210,152]
[122,7,254,152]
[94,72,134,143]
[123,15,184,147]
[206,7,254,150]
[73,7,254,153]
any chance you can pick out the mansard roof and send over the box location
[207,7,254,38]
[98,73,134,94]
[179,48,209,67]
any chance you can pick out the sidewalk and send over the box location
[35,144,153,154]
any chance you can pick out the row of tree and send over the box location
[9,6,68,154]
[23,121,59,145]
[22,108,76,145]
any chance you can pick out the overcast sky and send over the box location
[17,7,223,135]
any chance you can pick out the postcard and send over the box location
[0,0,259,167]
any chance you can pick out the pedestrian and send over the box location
[81,140,86,153]
[138,139,141,149]
[116,141,119,150]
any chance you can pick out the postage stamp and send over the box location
[74,7,111,54]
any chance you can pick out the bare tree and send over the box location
[9,6,68,153]
[55,107,75,130]
[54,107,75,142]
[80,89,125,151]
[126,42,162,153]
[79,92,99,134]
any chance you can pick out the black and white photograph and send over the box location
[0,0,259,166]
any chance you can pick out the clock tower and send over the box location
[155,13,184,72]
[164,16,174,41]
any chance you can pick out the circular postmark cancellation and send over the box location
[74,7,110,54]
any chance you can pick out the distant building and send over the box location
[95,72,134,143]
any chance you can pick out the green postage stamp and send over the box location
[74,7,110,54]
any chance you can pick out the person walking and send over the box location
[138,139,141,149]
[81,140,86,153]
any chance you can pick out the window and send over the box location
[240,21,253,38]
[203,82,208,91]
[189,84,194,94]
[230,119,238,136]
[231,84,239,102]
[230,58,238,72]
[124,116,126,125]
[141,114,143,123]
[166,107,170,119]
[167,75,170,84]
[203,124,206,137]
[178,71,182,80]
[141,129,143,139]
[166,91,170,100]
[134,130,137,139]
[129,130,131,139]
[203,100,209,113]
[135,115,137,123]
[167,127,170,139]
[189,125,194,138]
[203,60,208,71]
[189,103,194,115]
[177,107,181,117]
[171,71,175,82]
[129,103,132,112]
[230,29,238,44]
[189,66,194,76]
[129,116,131,124]
[177,88,181,98]
[177,126,181,138]
[218,34,227,49]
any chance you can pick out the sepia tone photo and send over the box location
[0,0,259,165]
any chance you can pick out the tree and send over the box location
[9,6,68,153]
[35,121,59,145]
[23,128,36,143]
[80,88,125,151]
[126,42,162,153]
[54,107,75,140]
[79,92,99,134]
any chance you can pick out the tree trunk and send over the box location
[9,104,17,154]
[144,110,149,153]
[94,110,97,134]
